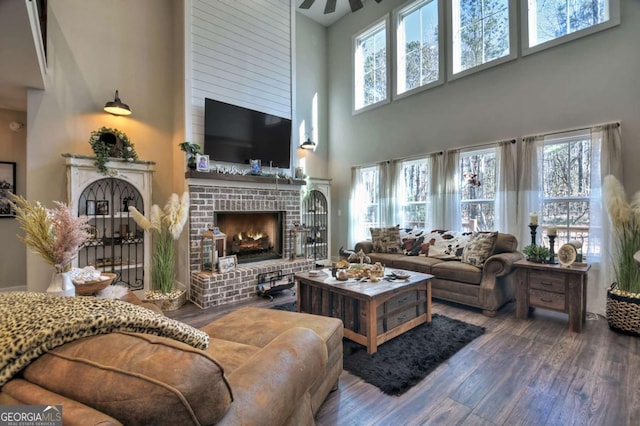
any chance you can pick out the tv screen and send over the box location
[203,98,291,169]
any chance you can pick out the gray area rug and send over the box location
[272,302,485,396]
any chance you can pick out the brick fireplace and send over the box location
[187,174,314,308]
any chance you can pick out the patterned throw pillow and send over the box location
[422,230,474,259]
[461,231,498,267]
[370,226,403,253]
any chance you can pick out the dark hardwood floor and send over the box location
[167,293,640,425]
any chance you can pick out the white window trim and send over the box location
[446,0,518,82]
[353,15,391,115]
[521,0,621,56]
[392,0,445,101]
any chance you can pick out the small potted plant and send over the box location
[179,141,201,171]
[522,244,552,263]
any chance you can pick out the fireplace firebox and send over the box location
[214,212,284,263]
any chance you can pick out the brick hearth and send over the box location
[187,176,311,308]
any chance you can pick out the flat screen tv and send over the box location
[203,98,291,169]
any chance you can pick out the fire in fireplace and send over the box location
[214,212,284,263]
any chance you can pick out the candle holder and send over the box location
[529,224,538,246]
[548,235,556,264]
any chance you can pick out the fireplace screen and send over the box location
[214,211,284,263]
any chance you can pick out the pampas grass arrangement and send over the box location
[129,192,189,294]
[10,194,91,273]
[603,175,640,296]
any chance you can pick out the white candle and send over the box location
[548,226,557,237]
[529,212,538,225]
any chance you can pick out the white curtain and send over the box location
[588,123,623,315]
[348,161,391,247]
[517,135,544,248]
[378,161,392,227]
[442,149,461,231]
[427,153,444,230]
[495,140,518,235]
[349,166,366,247]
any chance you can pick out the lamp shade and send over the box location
[104,90,131,116]
[299,138,316,150]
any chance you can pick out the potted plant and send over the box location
[179,141,201,171]
[603,175,640,336]
[128,192,190,311]
[522,244,552,263]
[89,127,138,175]
[9,194,91,296]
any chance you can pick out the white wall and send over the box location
[23,0,178,292]
[325,0,640,314]
[295,12,329,179]
[0,108,27,290]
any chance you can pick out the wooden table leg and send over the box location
[367,300,378,354]
[568,275,582,333]
[515,269,529,319]
[426,280,432,323]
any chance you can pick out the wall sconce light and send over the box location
[104,90,132,116]
[299,138,316,150]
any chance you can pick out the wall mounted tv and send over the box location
[203,98,291,169]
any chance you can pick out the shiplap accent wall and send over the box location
[190,0,292,147]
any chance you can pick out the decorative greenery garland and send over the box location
[88,126,138,175]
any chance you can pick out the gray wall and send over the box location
[326,0,640,254]
[295,12,329,179]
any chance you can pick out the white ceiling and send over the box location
[295,0,358,27]
[0,0,46,112]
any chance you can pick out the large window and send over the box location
[524,0,620,54]
[460,148,496,231]
[351,165,383,243]
[540,131,594,255]
[395,159,430,228]
[450,0,516,77]
[354,18,389,112]
[395,0,443,97]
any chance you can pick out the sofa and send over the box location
[355,230,523,316]
[0,293,343,425]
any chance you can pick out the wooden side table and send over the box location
[515,259,591,332]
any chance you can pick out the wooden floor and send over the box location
[167,293,640,426]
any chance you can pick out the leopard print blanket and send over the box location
[0,292,209,386]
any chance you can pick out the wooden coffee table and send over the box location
[295,269,433,354]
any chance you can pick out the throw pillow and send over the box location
[422,230,474,259]
[370,226,403,254]
[461,231,498,267]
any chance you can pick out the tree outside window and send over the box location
[452,0,512,74]
[355,20,388,111]
[460,148,496,231]
[397,0,440,95]
[396,159,429,228]
[541,135,594,255]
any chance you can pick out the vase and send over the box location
[47,271,75,297]
[606,286,640,337]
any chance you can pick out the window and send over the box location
[460,148,496,231]
[523,0,620,54]
[351,165,383,243]
[449,0,516,77]
[395,0,443,98]
[354,18,389,112]
[540,131,594,255]
[395,159,430,228]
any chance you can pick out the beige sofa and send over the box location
[355,232,523,316]
[0,301,343,426]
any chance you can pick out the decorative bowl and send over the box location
[73,273,116,296]
[391,270,411,280]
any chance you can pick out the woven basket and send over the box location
[73,273,116,296]
[606,286,640,337]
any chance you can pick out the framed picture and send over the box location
[250,159,261,175]
[196,154,210,172]
[96,200,109,216]
[0,162,16,218]
[218,255,238,274]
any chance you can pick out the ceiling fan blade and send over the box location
[348,0,364,13]
[299,0,315,9]
[374,0,383,3]
[324,0,337,14]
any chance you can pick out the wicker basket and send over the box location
[606,287,640,337]
[73,273,116,296]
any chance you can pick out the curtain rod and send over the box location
[522,121,620,140]
[451,138,517,154]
